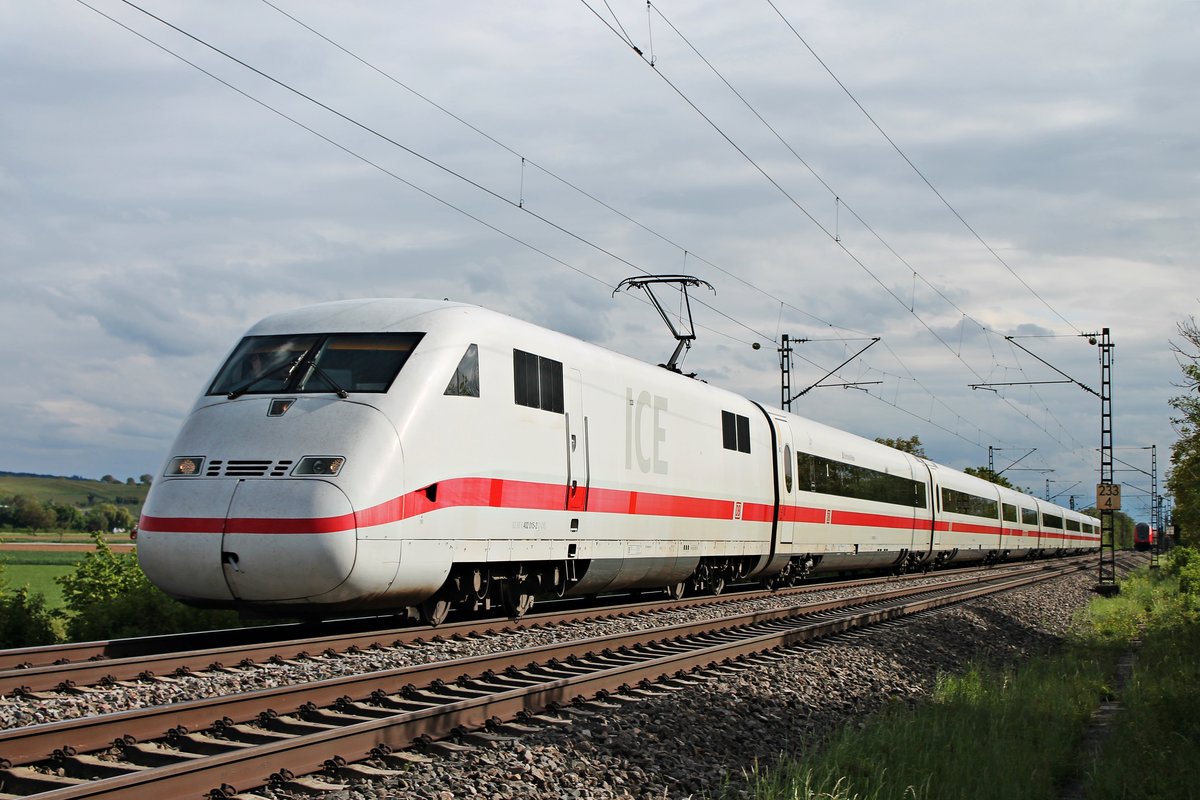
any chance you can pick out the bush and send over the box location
[56,532,241,640]
[56,532,142,617]
[1164,546,1200,599]
[64,568,241,641]
[0,564,58,647]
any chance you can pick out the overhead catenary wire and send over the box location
[103,0,792,349]
[583,0,1087,467]
[213,3,1051,462]
[256,0,867,340]
[71,0,618,292]
[763,0,1082,336]
[263,0,1057,448]
[84,0,1089,478]
[640,1,1084,451]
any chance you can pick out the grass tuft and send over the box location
[740,559,1200,800]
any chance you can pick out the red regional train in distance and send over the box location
[1134,522,1156,551]
[137,299,1101,624]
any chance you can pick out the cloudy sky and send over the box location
[3,1,1195,520]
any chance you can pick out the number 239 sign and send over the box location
[1096,483,1122,511]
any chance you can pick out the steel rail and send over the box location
[0,561,1026,672]
[0,617,406,673]
[0,556,1098,673]
[0,558,1083,696]
[1,563,1067,766]
[0,561,1099,798]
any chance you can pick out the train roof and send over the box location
[225,299,1091,522]
[245,298,473,335]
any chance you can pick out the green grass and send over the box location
[0,473,149,506]
[1,551,87,609]
[741,565,1194,800]
[743,651,1115,800]
[1083,568,1200,799]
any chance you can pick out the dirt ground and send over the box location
[0,541,135,553]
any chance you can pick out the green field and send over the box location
[0,550,86,609]
[0,473,149,509]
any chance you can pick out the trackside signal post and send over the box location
[972,328,1117,595]
[778,335,880,411]
[1093,328,1117,594]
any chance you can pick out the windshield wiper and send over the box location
[226,356,302,400]
[302,357,349,398]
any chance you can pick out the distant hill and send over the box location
[0,472,150,509]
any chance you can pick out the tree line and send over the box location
[1168,316,1200,546]
[0,495,138,533]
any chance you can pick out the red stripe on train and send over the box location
[140,476,1096,542]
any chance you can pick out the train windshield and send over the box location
[208,332,424,397]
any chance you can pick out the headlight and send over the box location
[165,456,205,476]
[292,456,346,476]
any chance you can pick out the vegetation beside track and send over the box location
[0,534,242,647]
[741,551,1200,800]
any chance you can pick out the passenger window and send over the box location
[721,411,752,454]
[513,348,564,413]
[444,344,480,397]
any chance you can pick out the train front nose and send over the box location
[139,477,358,605]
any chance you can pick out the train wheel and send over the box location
[665,581,686,600]
[420,596,452,627]
[710,576,726,596]
[502,583,535,619]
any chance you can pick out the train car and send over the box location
[996,485,1041,560]
[138,299,1096,623]
[1134,522,1156,551]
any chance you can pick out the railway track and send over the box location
[0,558,1091,697]
[0,557,1117,800]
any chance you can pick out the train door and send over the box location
[773,416,795,547]
[566,368,590,511]
[915,460,937,557]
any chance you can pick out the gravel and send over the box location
[1,566,1098,799]
[273,569,1096,800]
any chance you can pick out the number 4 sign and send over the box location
[1096,483,1122,511]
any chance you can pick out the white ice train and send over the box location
[138,299,1100,623]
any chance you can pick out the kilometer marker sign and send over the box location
[1096,483,1122,511]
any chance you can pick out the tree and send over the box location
[139,474,153,486]
[84,503,134,533]
[1080,507,1136,550]
[110,506,136,531]
[875,435,926,458]
[0,562,59,647]
[100,475,117,484]
[10,495,57,531]
[963,466,1016,489]
[49,501,85,531]
[1167,316,1200,546]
